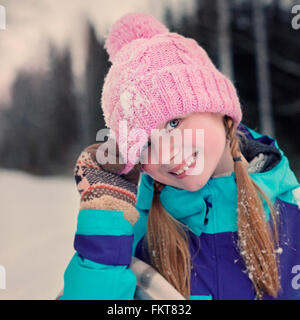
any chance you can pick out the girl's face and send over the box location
[141,112,229,191]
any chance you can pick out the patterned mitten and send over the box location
[74,142,141,226]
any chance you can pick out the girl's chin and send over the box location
[141,169,208,191]
[167,175,207,191]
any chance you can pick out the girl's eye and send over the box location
[166,119,181,130]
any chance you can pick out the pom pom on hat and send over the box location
[104,12,169,62]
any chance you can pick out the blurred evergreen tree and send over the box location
[0,44,79,175]
[47,44,80,172]
[81,22,110,147]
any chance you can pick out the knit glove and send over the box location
[74,141,141,226]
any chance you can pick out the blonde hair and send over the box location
[144,115,281,300]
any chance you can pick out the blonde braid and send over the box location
[225,116,281,299]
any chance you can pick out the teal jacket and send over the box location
[60,124,300,300]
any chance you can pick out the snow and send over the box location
[0,169,78,299]
[292,186,300,210]
[274,247,283,254]
[119,85,149,124]
[120,90,134,121]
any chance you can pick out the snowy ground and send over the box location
[0,169,78,300]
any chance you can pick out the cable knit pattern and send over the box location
[101,13,243,173]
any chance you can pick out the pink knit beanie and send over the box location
[101,12,242,173]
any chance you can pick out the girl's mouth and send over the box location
[168,152,198,178]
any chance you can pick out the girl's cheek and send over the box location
[141,163,161,179]
[142,163,154,173]
[141,163,151,174]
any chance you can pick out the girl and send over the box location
[60,13,300,300]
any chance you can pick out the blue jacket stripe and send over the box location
[74,234,134,266]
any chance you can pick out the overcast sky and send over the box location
[0,0,195,105]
